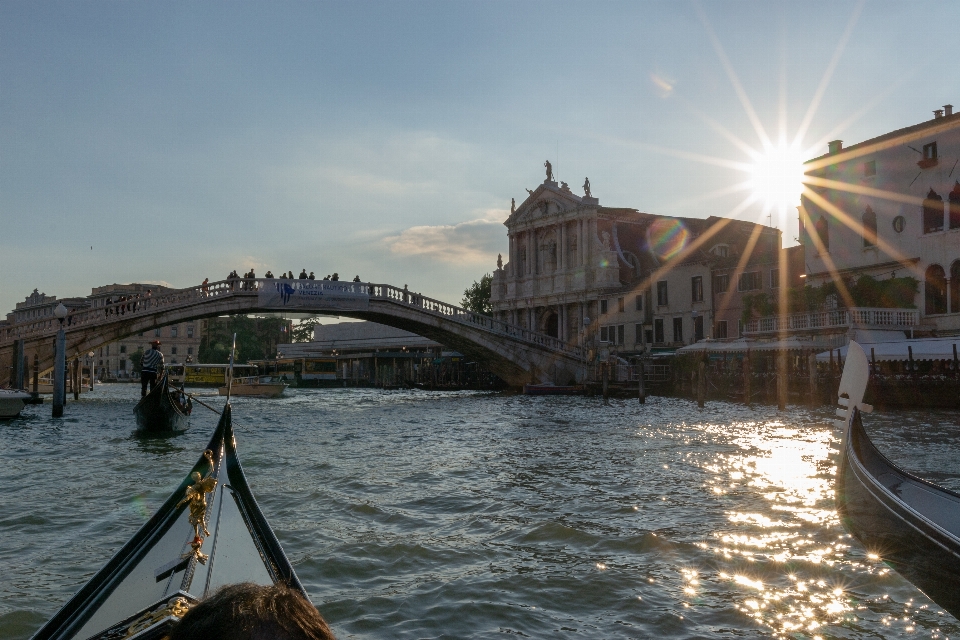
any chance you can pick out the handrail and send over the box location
[1,278,582,358]
[744,307,920,335]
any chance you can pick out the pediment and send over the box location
[506,181,586,226]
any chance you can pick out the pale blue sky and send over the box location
[2,1,958,315]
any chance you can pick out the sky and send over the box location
[2,1,959,317]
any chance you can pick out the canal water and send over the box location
[1,386,959,639]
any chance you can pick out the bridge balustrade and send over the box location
[2,279,582,359]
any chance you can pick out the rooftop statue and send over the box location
[511,198,515,214]
[497,253,503,270]
[544,159,553,182]
[583,177,592,198]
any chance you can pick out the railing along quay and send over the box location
[2,279,583,359]
[744,307,920,335]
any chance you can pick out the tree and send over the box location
[461,274,493,315]
[292,316,322,343]
[129,347,145,374]
[199,316,292,363]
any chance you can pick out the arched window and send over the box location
[814,216,829,251]
[925,264,947,315]
[950,181,960,230]
[923,188,944,234]
[862,206,877,247]
[951,261,960,314]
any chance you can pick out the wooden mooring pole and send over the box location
[73,358,80,400]
[697,358,706,408]
[32,353,39,396]
[808,350,817,406]
[743,349,752,408]
[602,363,609,403]
[776,351,787,411]
[638,360,646,404]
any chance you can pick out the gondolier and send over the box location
[141,339,165,397]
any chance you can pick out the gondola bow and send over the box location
[32,405,304,640]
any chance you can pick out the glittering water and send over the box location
[2,385,959,640]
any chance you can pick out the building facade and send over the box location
[5,284,203,380]
[490,170,784,357]
[800,104,960,334]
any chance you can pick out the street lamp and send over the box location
[53,303,68,416]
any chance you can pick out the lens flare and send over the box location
[647,218,690,261]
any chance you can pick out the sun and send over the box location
[747,142,806,218]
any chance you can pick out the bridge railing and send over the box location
[368,283,582,357]
[2,278,583,359]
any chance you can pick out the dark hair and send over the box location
[169,583,336,640]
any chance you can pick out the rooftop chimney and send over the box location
[828,140,843,155]
[945,104,954,116]
[934,109,944,119]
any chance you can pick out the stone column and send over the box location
[527,232,533,276]
[579,219,585,266]
[558,223,564,271]
[561,303,568,342]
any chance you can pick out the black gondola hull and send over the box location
[32,405,304,640]
[838,411,960,618]
[133,375,189,433]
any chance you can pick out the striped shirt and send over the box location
[141,348,164,373]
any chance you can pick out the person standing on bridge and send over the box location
[140,339,164,397]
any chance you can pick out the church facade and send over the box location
[490,167,783,357]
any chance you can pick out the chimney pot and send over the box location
[945,104,954,116]
[828,140,843,155]
[934,109,944,119]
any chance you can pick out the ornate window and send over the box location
[923,188,944,233]
[672,317,683,343]
[715,320,728,339]
[738,271,762,292]
[657,281,668,306]
[862,206,877,247]
[691,276,703,302]
[949,181,960,230]
[925,264,947,315]
[814,216,829,250]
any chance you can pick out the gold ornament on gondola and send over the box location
[176,449,217,564]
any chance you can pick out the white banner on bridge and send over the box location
[258,280,370,311]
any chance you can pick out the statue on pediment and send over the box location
[544,159,553,182]
[583,177,592,198]
[560,181,570,192]
[511,198,515,215]
[526,188,533,195]
[497,253,503,270]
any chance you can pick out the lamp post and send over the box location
[53,303,68,417]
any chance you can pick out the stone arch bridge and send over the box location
[1,279,585,388]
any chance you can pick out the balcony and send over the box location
[744,307,919,335]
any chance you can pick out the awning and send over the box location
[816,337,960,362]
[676,337,829,355]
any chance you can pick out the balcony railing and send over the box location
[744,307,919,335]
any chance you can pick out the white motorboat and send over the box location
[218,376,287,398]
[0,389,33,418]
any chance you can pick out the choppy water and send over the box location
[2,385,960,640]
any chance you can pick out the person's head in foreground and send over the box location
[169,582,336,640]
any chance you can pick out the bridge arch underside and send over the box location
[8,298,583,388]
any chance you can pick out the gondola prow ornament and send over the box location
[176,449,217,563]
